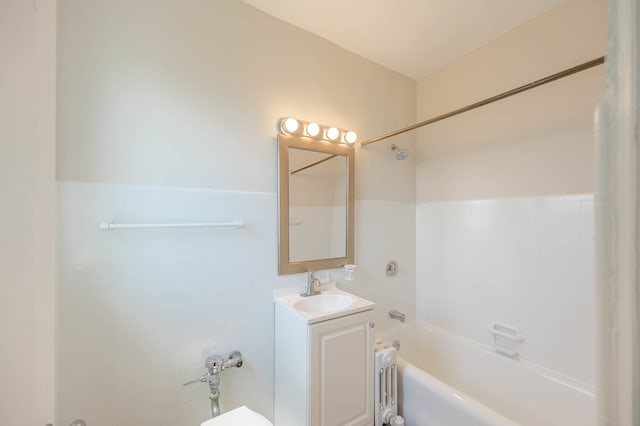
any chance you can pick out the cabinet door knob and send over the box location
[369,321,375,328]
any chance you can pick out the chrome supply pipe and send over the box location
[206,355,224,418]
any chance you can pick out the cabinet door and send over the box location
[309,311,374,426]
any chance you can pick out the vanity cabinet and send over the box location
[274,305,374,426]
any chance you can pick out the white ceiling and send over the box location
[242,0,567,80]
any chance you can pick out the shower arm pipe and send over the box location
[359,56,606,147]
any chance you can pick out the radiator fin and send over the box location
[374,344,399,426]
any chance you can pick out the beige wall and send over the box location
[0,0,56,424]
[56,1,417,424]
[416,0,607,202]
[57,0,416,203]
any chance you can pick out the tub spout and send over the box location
[389,309,406,323]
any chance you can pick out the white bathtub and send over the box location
[376,321,596,426]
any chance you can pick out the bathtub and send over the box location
[376,321,596,426]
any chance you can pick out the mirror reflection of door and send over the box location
[288,148,347,262]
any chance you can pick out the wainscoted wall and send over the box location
[57,182,416,425]
[58,183,279,425]
[416,195,595,385]
[56,0,603,423]
[56,1,416,424]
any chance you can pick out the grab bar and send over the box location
[495,347,519,358]
[489,328,524,342]
[490,322,523,359]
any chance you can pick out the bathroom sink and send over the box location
[274,284,375,324]
[292,294,354,314]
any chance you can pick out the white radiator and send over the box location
[374,342,403,426]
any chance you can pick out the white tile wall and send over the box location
[59,181,592,423]
[57,182,415,426]
[348,199,416,331]
[57,182,284,426]
[416,195,595,385]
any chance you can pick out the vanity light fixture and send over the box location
[344,131,358,144]
[326,127,340,141]
[306,122,320,137]
[279,117,357,145]
[282,117,299,134]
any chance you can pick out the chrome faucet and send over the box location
[389,309,406,323]
[300,272,321,297]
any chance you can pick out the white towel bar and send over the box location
[99,221,245,230]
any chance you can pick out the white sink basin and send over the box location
[292,294,354,314]
[274,285,375,324]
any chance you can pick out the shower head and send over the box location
[391,144,410,160]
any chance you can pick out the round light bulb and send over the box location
[283,118,299,133]
[326,127,340,141]
[306,122,320,137]
[345,131,357,144]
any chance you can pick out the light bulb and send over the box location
[345,131,357,144]
[326,127,340,141]
[306,122,320,137]
[283,118,299,133]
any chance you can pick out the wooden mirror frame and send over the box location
[277,134,355,275]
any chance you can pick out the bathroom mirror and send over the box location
[278,134,355,274]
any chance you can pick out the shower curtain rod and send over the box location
[360,56,606,147]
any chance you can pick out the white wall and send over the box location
[56,1,416,425]
[416,0,606,202]
[0,0,56,425]
[56,0,416,201]
[57,183,281,424]
[415,0,606,386]
[417,195,595,384]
